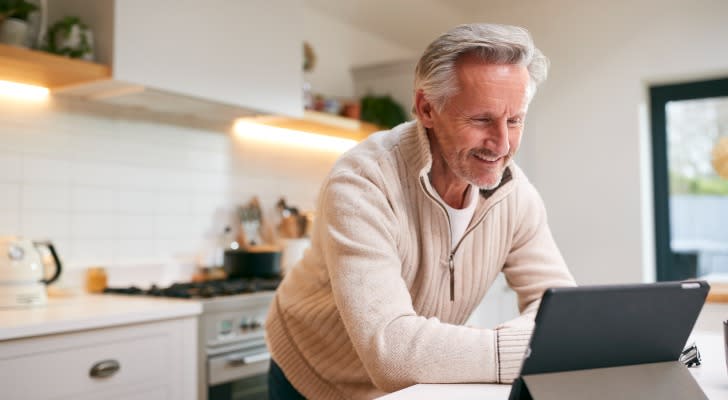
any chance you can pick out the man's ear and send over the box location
[415,90,435,128]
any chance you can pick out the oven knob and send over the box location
[239,318,251,330]
[249,319,261,329]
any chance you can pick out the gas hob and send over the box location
[104,278,280,299]
[103,277,280,316]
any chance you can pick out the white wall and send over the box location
[464,0,728,284]
[302,6,416,99]
[0,97,339,286]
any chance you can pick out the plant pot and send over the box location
[0,18,30,47]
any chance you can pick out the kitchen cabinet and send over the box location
[0,316,197,400]
[48,0,303,117]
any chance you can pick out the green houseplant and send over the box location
[0,0,37,22]
[43,16,94,60]
[360,94,408,129]
[0,0,38,47]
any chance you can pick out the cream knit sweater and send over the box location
[265,121,576,399]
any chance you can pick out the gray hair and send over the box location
[413,23,549,114]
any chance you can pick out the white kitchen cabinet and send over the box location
[0,316,197,400]
[48,0,303,117]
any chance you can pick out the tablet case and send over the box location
[508,281,710,400]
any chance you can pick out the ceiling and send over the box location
[303,0,506,51]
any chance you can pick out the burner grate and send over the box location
[104,278,280,298]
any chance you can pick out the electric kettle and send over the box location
[0,237,62,307]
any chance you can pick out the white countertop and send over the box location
[0,293,202,341]
[380,303,728,400]
[379,331,727,399]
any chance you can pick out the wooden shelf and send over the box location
[707,283,728,303]
[244,110,382,141]
[0,43,110,89]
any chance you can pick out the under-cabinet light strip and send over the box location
[0,80,49,101]
[233,120,357,153]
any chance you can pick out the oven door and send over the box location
[208,345,271,400]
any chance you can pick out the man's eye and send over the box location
[473,118,492,124]
[507,119,523,126]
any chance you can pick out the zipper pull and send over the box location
[449,253,455,302]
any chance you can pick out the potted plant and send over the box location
[0,0,38,47]
[43,16,94,60]
[360,94,408,129]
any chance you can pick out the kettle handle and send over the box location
[32,241,63,284]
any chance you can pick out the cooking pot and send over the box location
[224,245,281,279]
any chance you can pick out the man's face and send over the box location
[420,55,530,190]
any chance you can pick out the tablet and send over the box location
[520,280,710,375]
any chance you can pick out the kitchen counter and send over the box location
[0,293,202,341]
[379,331,727,399]
[379,304,728,400]
[708,283,728,303]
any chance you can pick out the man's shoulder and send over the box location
[330,121,416,176]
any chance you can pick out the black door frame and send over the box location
[649,77,728,281]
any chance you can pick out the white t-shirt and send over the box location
[431,184,479,248]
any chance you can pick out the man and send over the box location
[266,23,576,400]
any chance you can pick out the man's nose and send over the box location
[486,121,510,157]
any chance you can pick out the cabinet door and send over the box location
[0,317,197,400]
[113,0,303,116]
[47,0,303,117]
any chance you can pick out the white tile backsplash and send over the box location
[116,239,157,261]
[23,157,72,184]
[191,194,229,215]
[70,213,116,239]
[1,96,336,284]
[21,212,71,239]
[0,212,19,235]
[186,149,231,172]
[20,128,75,158]
[21,184,71,211]
[0,182,20,211]
[118,190,157,214]
[155,214,194,238]
[71,186,115,212]
[70,239,115,265]
[117,214,156,239]
[156,192,192,215]
[70,161,119,187]
[0,151,23,182]
[116,165,163,189]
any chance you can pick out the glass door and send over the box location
[650,78,728,281]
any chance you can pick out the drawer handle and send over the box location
[226,351,271,366]
[89,359,121,378]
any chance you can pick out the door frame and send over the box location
[649,77,728,281]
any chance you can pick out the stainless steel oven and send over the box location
[105,279,278,400]
[201,291,275,400]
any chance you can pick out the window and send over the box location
[650,77,728,281]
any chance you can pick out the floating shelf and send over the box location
[0,43,110,89]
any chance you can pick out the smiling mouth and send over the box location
[472,153,502,165]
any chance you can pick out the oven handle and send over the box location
[225,350,271,366]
